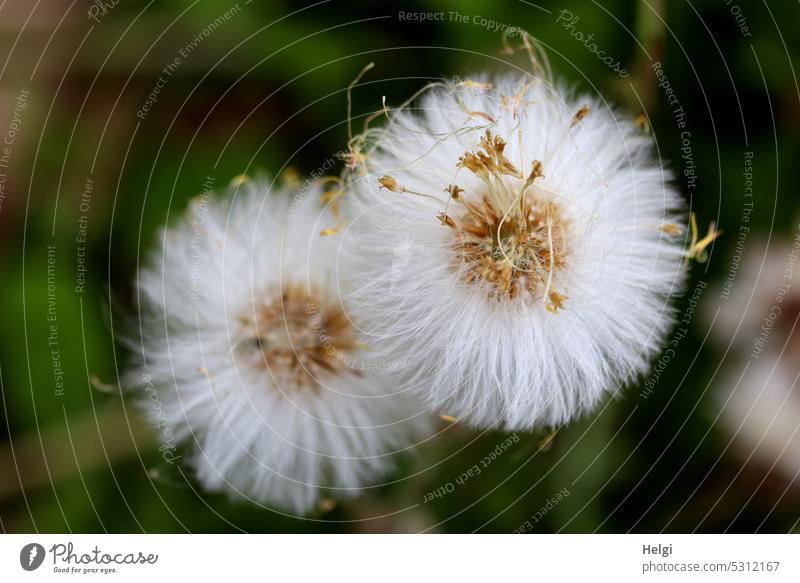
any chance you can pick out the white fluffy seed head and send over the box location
[342,73,688,431]
[127,179,430,514]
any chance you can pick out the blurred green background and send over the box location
[1,0,798,533]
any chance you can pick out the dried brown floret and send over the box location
[570,104,590,127]
[378,175,403,192]
[445,184,465,200]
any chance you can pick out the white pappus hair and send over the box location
[341,72,688,431]
[127,179,430,514]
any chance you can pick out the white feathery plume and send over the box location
[342,72,688,431]
[127,179,430,514]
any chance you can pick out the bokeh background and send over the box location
[1,0,798,533]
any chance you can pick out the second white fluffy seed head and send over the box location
[128,180,430,514]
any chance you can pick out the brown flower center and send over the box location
[377,130,571,308]
[242,284,358,389]
[454,191,568,304]
[445,130,569,307]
